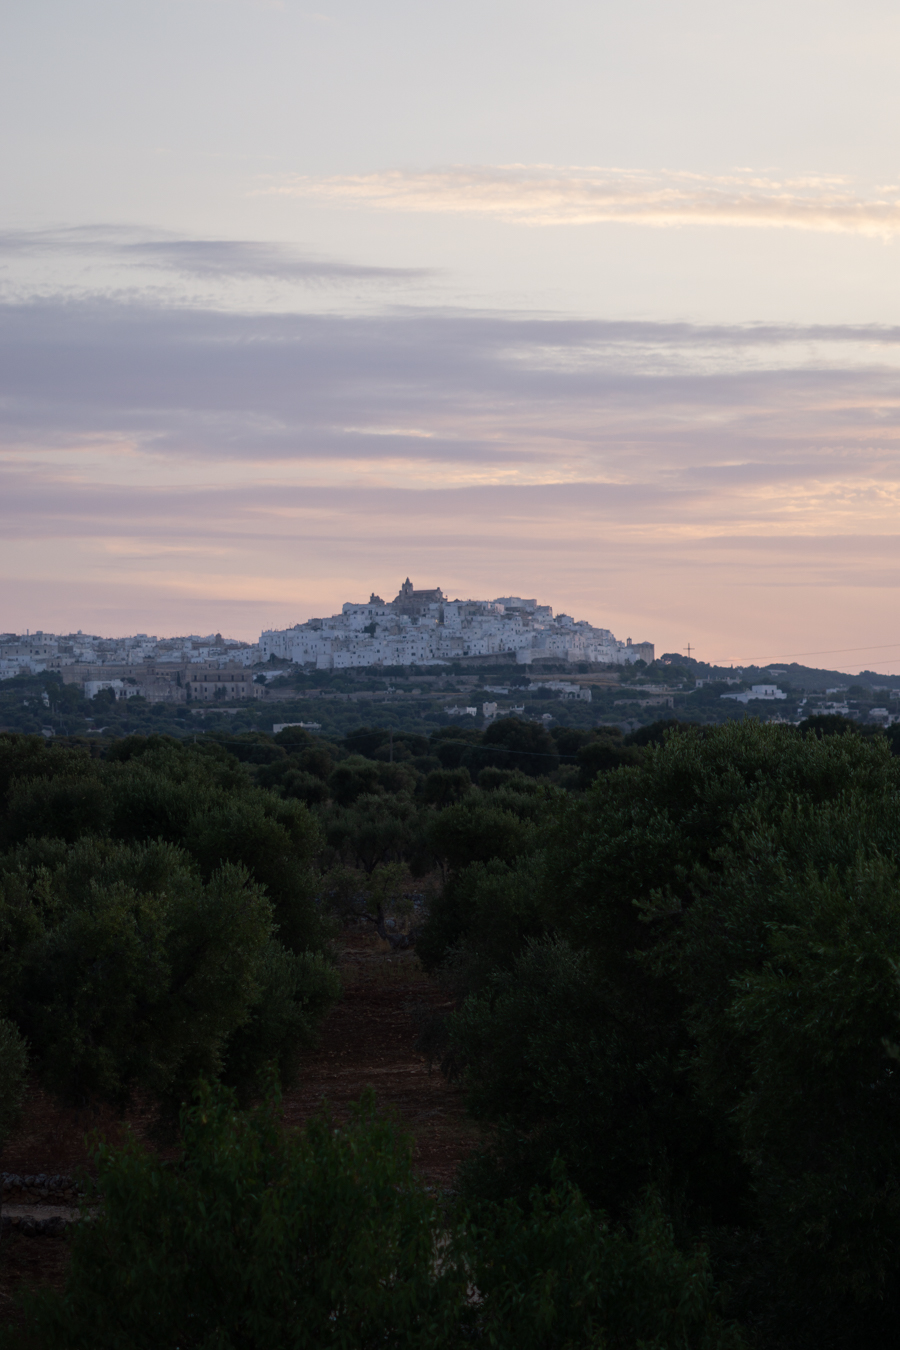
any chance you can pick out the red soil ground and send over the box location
[0,930,475,1322]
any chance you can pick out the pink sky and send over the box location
[3,3,900,673]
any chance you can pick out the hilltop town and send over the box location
[261,580,654,670]
[5,581,900,745]
[0,580,654,701]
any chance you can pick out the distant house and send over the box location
[721,684,787,704]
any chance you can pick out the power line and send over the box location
[707,641,900,665]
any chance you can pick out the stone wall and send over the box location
[1,1172,86,1237]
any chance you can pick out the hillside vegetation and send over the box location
[3,716,900,1346]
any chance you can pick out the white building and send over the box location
[721,684,788,704]
[260,580,653,673]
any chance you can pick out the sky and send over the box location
[2,0,900,670]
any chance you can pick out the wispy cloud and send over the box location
[3,298,900,484]
[269,166,900,237]
[0,226,429,284]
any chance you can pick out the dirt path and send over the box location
[284,929,476,1188]
[0,929,474,1317]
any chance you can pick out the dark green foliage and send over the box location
[344,725,429,761]
[0,838,290,1107]
[545,724,650,786]
[256,740,335,805]
[0,720,569,1127]
[103,732,183,763]
[543,719,893,959]
[344,725,394,757]
[576,734,642,786]
[476,716,560,776]
[13,1085,462,1350]
[463,1170,746,1350]
[478,767,546,797]
[725,857,900,1302]
[0,734,337,1114]
[797,712,860,737]
[221,944,341,1101]
[624,717,694,747]
[217,735,289,765]
[451,938,694,1215]
[11,1084,741,1350]
[431,727,482,769]
[110,743,324,954]
[415,857,546,983]
[296,743,337,780]
[41,678,87,717]
[489,782,557,822]
[3,771,113,845]
[439,721,900,1342]
[550,725,599,757]
[416,776,563,969]
[272,724,315,749]
[181,790,323,955]
[426,796,537,873]
[12,712,900,1343]
[323,791,416,873]
[262,766,329,806]
[477,765,530,791]
[327,754,417,806]
[0,734,84,797]
[419,766,472,805]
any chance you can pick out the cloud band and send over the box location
[269,166,900,237]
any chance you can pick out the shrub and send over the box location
[475,717,560,777]
[11,1085,742,1350]
[324,793,416,874]
[222,944,340,1101]
[13,1085,462,1350]
[0,836,338,1112]
[419,766,472,806]
[575,735,641,787]
[726,855,900,1305]
[450,937,688,1214]
[461,1169,746,1350]
[426,798,536,874]
[416,857,547,985]
[0,735,339,1119]
[3,773,112,847]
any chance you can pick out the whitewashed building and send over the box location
[260,579,653,672]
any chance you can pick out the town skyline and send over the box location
[1,577,653,681]
[6,564,900,677]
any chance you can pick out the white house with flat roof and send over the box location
[722,684,787,704]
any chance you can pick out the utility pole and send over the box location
[389,727,393,763]
[684,643,693,660]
